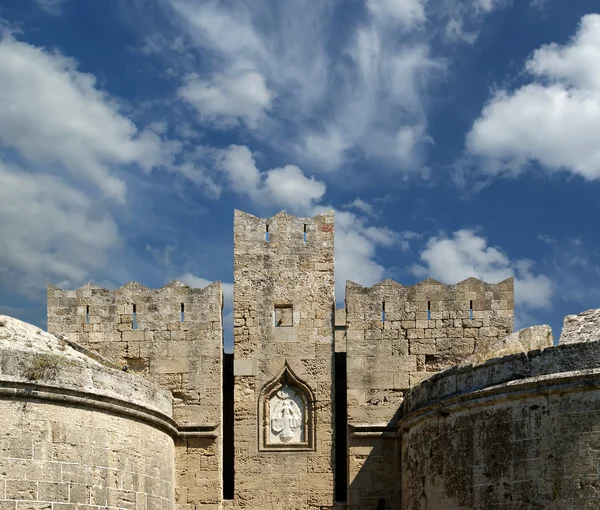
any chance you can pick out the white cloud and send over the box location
[298,127,351,172]
[218,145,326,214]
[346,198,375,217]
[441,0,509,44]
[466,14,600,180]
[366,0,426,26]
[35,0,66,15]
[0,32,179,202]
[160,0,444,172]
[411,230,553,309]
[311,208,401,302]
[0,159,120,299]
[177,272,233,308]
[178,70,274,129]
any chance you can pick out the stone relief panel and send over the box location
[269,385,305,444]
[259,364,315,451]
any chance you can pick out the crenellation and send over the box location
[8,210,600,509]
[47,280,223,510]
[344,275,514,508]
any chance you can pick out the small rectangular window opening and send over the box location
[181,303,185,322]
[85,305,90,324]
[427,300,431,321]
[132,304,138,330]
[303,224,307,243]
[470,300,473,320]
[266,224,269,242]
[381,301,386,322]
[274,305,293,327]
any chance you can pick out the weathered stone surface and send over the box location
[0,315,175,510]
[344,276,514,509]
[461,325,553,365]
[400,341,600,509]
[233,210,335,510]
[2,209,598,510]
[47,281,223,509]
[560,308,600,344]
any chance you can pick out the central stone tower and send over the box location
[232,210,336,509]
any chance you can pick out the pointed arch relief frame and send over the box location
[258,363,316,452]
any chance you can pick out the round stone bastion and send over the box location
[0,315,175,510]
[399,338,600,509]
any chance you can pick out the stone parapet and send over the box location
[400,340,600,508]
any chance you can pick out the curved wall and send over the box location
[400,341,600,509]
[0,343,175,510]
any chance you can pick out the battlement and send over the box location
[48,280,223,426]
[346,276,514,323]
[234,209,334,249]
[37,211,530,510]
[344,276,515,507]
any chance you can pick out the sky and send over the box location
[1,0,600,351]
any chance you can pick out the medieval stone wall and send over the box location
[0,315,176,510]
[46,282,223,510]
[232,210,336,510]
[400,340,600,508]
[345,277,514,508]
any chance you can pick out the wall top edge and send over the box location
[48,280,223,295]
[346,276,514,293]
[234,208,335,222]
[401,338,600,419]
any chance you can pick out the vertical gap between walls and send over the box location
[303,224,307,243]
[427,300,431,321]
[85,306,90,325]
[334,352,348,502]
[223,352,234,499]
[180,303,185,322]
[132,304,137,330]
[470,300,473,320]
[266,224,269,242]
[381,301,386,323]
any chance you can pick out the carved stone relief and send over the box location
[269,385,304,444]
[259,363,315,451]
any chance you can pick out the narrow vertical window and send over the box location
[266,224,269,242]
[470,300,473,320]
[181,303,185,322]
[223,352,234,499]
[427,300,431,321]
[85,305,90,324]
[334,352,347,502]
[132,304,138,330]
[303,224,307,243]
[381,301,386,322]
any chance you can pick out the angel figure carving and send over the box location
[270,385,304,443]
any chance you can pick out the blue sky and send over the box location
[1,0,599,350]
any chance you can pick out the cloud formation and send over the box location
[0,159,120,299]
[159,0,445,173]
[466,14,600,180]
[0,32,179,202]
[411,230,553,310]
[178,70,274,129]
[218,145,326,214]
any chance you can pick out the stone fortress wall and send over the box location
[0,209,600,509]
[400,332,600,509]
[344,277,514,508]
[0,315,176,510]
[232,210,336,510]
[46,281,224,510]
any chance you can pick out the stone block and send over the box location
[347,356,365,373]
[410,337,436,355]
[234,359,257,376]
